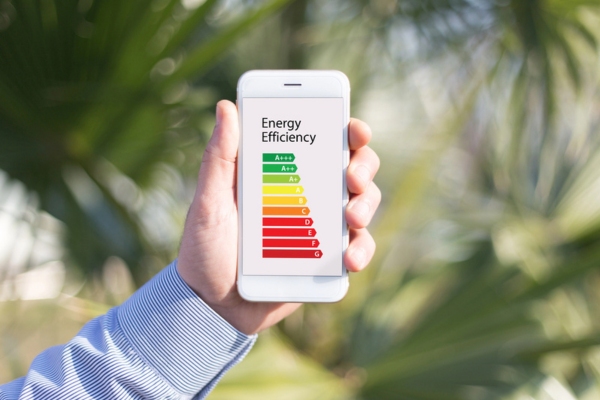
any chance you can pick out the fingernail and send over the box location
[349,200,370,218]
[355,165,370,186]
[215,103,223,125]
[350,246,366,269]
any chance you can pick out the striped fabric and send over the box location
[0,261,257,399]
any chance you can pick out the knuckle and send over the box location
[367,147,380,172]
[371,182,382,204]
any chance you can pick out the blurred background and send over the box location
[2,0,600,398]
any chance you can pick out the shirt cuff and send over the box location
[116,260,256,397]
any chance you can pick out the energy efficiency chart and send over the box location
[262,153,323,259]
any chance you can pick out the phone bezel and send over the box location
[236,70,350,302]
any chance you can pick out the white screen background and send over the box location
[241,97,344,276]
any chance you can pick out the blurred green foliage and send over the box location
[2,0,600,398]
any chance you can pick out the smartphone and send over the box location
[236,70,350,302]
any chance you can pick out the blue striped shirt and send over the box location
[0,261,257,399]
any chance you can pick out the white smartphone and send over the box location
[236,70,350,302]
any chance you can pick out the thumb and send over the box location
[195,100,239,203]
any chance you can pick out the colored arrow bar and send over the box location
[263,207,310,216]
[263,153,295,162]
[263,196,306,205]
[262,174,301,183]
[263,218,313,226]
[263,249,323,258]
[263,186,303,194]
[263,164,297,173]
[263,239,320,248]
[263,228,317,237]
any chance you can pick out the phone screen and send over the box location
[241,97,345,276]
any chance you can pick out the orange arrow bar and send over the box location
[263,207,310,216]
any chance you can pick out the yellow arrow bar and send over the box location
[263,196,307,205]
[263,186,304,194]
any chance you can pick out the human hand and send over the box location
[177,100,381,335]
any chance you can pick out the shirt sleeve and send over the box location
[0,260,257,400]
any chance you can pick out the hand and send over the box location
[177,100,381,335]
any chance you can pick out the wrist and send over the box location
[117,261,256,395]
[175,258,256,334]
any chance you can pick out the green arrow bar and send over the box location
[263,174,301,183]
[263,153,295,162]
[263,164,298,173]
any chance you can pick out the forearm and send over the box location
[0,261,256,399]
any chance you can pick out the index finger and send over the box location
[348,118,372,150]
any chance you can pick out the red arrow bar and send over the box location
[263,228,317,237]
[263,218,313,226]
[263,239,320,248]
[263,249,323,258]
